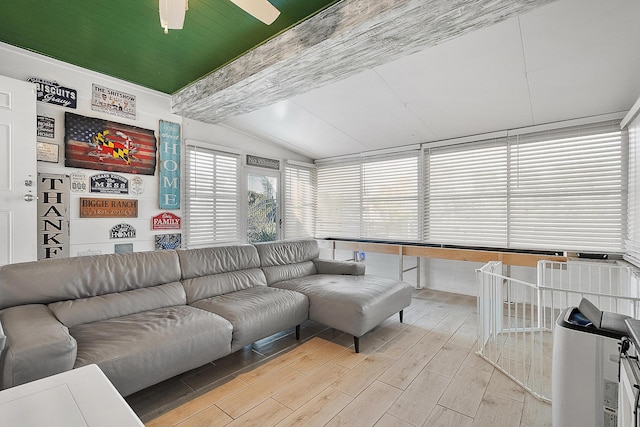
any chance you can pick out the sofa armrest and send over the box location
[0,304,77,389]
[313,259,365,276]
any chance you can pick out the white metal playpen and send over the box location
[477,259,640,402]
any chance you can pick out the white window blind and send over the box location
[425,139,508,246]
[508,120,626,252]
[624,114,640,265]
[284,162,317,239]
[316,162,361,239]
[316,152,419,241]
[362,155,419,241]
[185,143,241,248]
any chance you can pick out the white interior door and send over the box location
[0,75,37,265]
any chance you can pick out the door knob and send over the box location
[24,194,35,202]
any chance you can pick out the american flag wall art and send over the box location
[64,112,157,175]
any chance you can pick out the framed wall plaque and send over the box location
[37,142,59,163]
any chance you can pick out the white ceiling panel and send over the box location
[375,17,533,141]
[520,0,640,124]
[224,100,368,159]
[290,69,438,152]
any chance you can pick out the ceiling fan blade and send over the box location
[228,0,280,25]
[159,0,187,30]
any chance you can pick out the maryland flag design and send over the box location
[92,130,132,165]
[65,112,157,175]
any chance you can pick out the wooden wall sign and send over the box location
[65,112,157,176]
[246,154,280,170]
[90,173,128,194]
[80,197,138,218]
[151,212,181,230]
[109,223,136,239]
[37,115,55,138]
[38,173,70,260]
[159,120,180,209]
[28,77,77,109]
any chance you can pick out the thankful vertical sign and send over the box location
[159,120,180,209]
[38,173,70,259]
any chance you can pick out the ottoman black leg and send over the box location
[295,325,301,340]
[354,336,360,353]
[399,310,404,323]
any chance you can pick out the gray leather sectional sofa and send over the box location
[0,239,412,396]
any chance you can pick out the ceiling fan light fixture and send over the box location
[228,0,281,25]
[159,0,188,33]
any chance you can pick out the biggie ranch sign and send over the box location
[80,198,138,218]
[152,212,181,230]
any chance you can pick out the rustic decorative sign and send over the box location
[246,154,280,170]
[90,173,128,194]
[70,171,89,193]
[151,212,181,230]
[159,120,180,209]
[109,223,136,239]
[91,84,136,120]
[77,249,102,257]
[130,176,144,195]
[155,233,181,250]
[38,173,70,260]
[114,243,134,253]
[37,115,55,138]
[65,112,157,175]
[79,197,138,218]
[37,142,59,163]
[28,77,77,108]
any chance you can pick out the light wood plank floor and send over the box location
[125,289,552,427]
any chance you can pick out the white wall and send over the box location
[0,42,311,256]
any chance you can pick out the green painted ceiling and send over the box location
[0,0,338,94]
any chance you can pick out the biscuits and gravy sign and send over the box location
[28,77,77,108]
[80,198,138,218]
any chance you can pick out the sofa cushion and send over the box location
[70,305,233,397]
[48,282,187,328]
[191,287,309,352]
[313,259,365,276]
[181,269,267,305]
[178,245,268,303]
[271,274,413,338]
[253,239,319,285]
[178,245,260,278]
[0,251,181,310]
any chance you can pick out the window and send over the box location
[316,162,361,239]
[316,152,420,241]
[507,121,626,252]
[625,113,640,265]
[423,119,626,252]
[316,118,626,253]
[284,161,316,239]
[185,143,241,248]
[362,155,419,241]
[425,139,507,247]
[247,171,279,243]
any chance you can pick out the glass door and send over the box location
[247,172,279,243]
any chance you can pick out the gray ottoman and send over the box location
[270,274,413,352]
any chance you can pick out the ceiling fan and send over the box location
[159,0,281,34]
